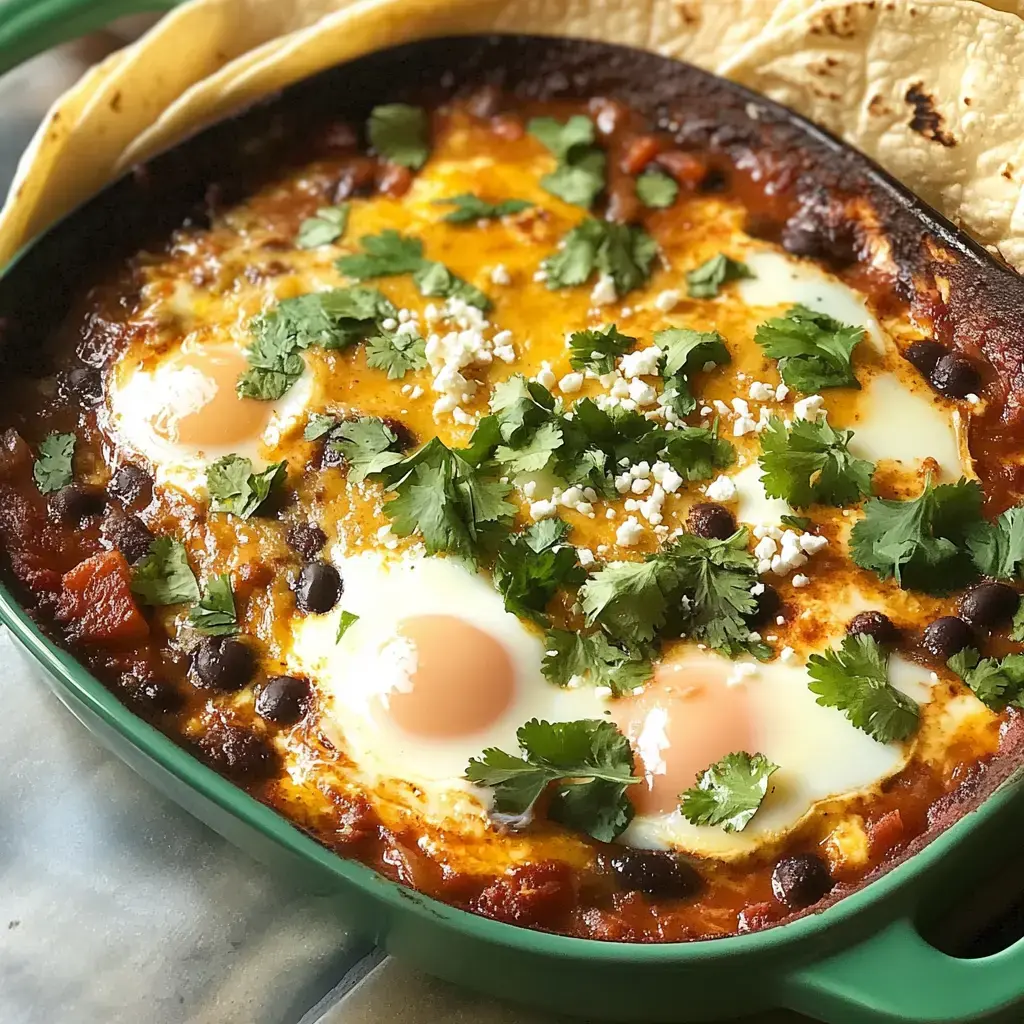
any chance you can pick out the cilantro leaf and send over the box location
[568,324,637,375]
[665,531,768,658]
[759,416,874,508]
[528,115,606,209]
[948,647,1024,711]
[336,230,425,279]
[636,170,678,209]
[494,419,564,474]
[188,573,238,636]
[807,634,919,742]
[1012,598,1024,642]
[542,629,652,696]
[543,219,657,296]
[493,520,585,623]
[654,327,730,379]
[755,305,863,393]
[966,505,1024,581]
[465,717,639,841]
[686,254,754,299]
[207,455,286,518]
[336,610,359,642]
[33,432,75,494]
[679,751,778,832]
[367,103,430,169]
[850,476,984,595]
[238,286,396,400]
[580,557,680,645]
[131,536,200,606]
[365,330,427,379]
[304,413,336,441]
[435,194,532,224]
[488,374,560,449]
[374,437,514,561]
[296,204,349,248]
[325,416,406,484]
[412,260,490,310]
[661,422,735,481]
[781,514,812,531]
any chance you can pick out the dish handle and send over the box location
[0,0,179,76]
[782,915,1024,1023]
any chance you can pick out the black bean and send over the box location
[130,677,182,714]
[958,582,1019,630]
[930,353,980,399]
[745,584,782,628]
[48,483,106,524]
[107,463,153,509]
[699,167,729,193]
[847,611,899,645]
[192,636,256,691]
[286,522,327,560]
[606,848,702,899]
[102,512,154,564]
[295,561,341,614]
[63,366,104,406]
[687,503,736,540]
[256,675,312,725]
[922,616,973,660]
[199,724,276,780]
[771,853,833,909]
[904,340,947,377]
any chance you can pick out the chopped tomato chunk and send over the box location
[621,135,664,175]
[655,150,708,189]
[57,550,148,645]
[868,809,905,857]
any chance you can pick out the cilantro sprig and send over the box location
[850,476,984,595]
[207,455,286,519]
[755,305,863,393]
[492,520,585,624]
[337,230,489,309]
[336,610,359,642]
[542,219,657,296]
[686,254,753,299]
[679,752,778,832]
[654,327,731,416]
[33,431,75,494]
[948,648,1024,711]
[542,630,652,696]
[966,505,1024,581]
[465,718,639,841]
[435,194,532,224]
[807,634,919,743]
[368,103,430,169]
[237,286,396,400]
[188,573,238,636]
[528,115,606,208]
[567,324,636,375]
[365,329,427,379]
[296,204,349,248]
[317,416,407,484]
[759,417,874,508]
[131,537,200,607]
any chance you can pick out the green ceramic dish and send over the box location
[2,4,1024,1021]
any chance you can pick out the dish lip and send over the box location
[3,30,1024,958]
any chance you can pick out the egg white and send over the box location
[105,340,313,494]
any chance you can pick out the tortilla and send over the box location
[721,0,1024,270]
[0,0,362,269]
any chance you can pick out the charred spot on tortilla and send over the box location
[905,83,957,148]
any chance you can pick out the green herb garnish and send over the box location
[567,324,637,375]
[368,103,430,169]
[207,455,286,519]
[33,431,75,494]
[679,751,778,832]
[542,219,657,296]
[131,537,200,607]
[435,194,532,223]
[541,630,652,696]
[296,204,349,248]
[636,170,678,209]
[755,305,863,393]
[686,254,754,298]
[188,573,238,636]
[528,115,606,208]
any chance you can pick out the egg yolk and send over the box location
[612,661,753,814]
[384,615,515,739]
[148,344,271,449]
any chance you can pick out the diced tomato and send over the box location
[490,114,524,141]
[56,550,149,645]
[655,150,708,190]
[621,135,665,176]
[476,860,577,928]
[868,809,905,858]
[376,162,413,198]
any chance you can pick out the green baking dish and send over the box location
[3,4,1024,1021]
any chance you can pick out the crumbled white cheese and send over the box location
[535,361,556,389]
[726,662,759,687]
[775,382,790,402]
[577,547,596,568]
[705,475,737,502]
[620,346,663,379]
[591,273,617,306]
[628,378,658,407]
[490,264,511,286]
[616,516,645,547]
[529,499,558,521]
[793,394,825,422]
[559,372,584,395]
[748,381,775,402]
[651,461,683,494]
[653,289,681,313]
[799,533,829,555]
[779,646,796,663]
[792,573,811,588]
